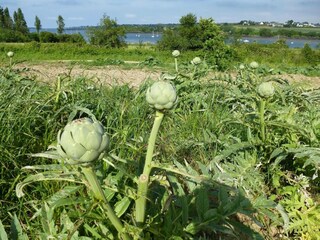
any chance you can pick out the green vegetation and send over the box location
[56,15,65,35]
[1,50,320,239]
[0,9,320,239]
[0,40,319,75]
[225,25,320,39]
[87,15,126,48]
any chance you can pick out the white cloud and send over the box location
[68,17,85,21]
[125,14,137,19]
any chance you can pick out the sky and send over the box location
[1,0,319,28]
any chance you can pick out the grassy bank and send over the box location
[1,42,319,73]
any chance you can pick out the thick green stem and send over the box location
[259,99,266,142]
[174,58,178,72]
[135,111,164,225]
[81,166,130,240]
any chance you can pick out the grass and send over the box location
[1,42,319,73]
[1,49,320,239]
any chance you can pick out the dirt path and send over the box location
[16,62,320,88]
[18,62,161,87]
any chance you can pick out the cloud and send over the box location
[125,14,137,19]
[54,0,87,6]
[68,17,85,21]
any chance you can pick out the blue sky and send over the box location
[1,0,319,28]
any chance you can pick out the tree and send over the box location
[13,8,29,34]
[0,7,4,28]
[284,20,295,27]
[178,13,201,50]
[3,7,13,29]
[57,15,65,34]
[34,16,41,34]
[87,14,126,48]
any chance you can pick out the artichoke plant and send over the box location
[250,61,259,69]
[191,57,201,65]
[257,82,275,98]
[7,51,14,58]
[146,81,177,110]
[57,117,109,166]
[172,50,180,58]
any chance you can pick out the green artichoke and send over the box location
[146,81,177,110]
[172,50,180,58]
[191,57,201,65]
[257,82,275,98]
[249,61,259,69]
[57,117,109,166]
[7,51,14,58]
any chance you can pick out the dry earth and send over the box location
[16,62,320,88]
[17,62,161,87]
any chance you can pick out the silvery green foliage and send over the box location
[257,82,275,98]
[146,81,177,110]
[57,117,109,166]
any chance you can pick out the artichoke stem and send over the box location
[81,166,131,240]
[259,99,266,142]
[174,58,178,72]
[135,111,164,225]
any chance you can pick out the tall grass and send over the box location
[1,57,320,239]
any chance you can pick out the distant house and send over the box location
[270,22,284,27]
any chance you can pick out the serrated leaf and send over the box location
[114,197,131,218]
[84,223,102,239]
[0,220,8,240]
[21,164,65,171]
[184,222,199,235]
[227,219,264,240]
[29,150,61,160]
[212,141,254,163]
[16,172,78,198]
[47,185,82,207]
[167,174,189,225]
[10,214,28,240]
[195,187,209,219]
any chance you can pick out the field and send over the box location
[1,43,320,239]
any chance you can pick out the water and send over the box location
[32,28,320,49]
[236,36,320,49]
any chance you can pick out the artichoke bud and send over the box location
[57,117,109,166]
[249,61,259,69]
[257,82,275,98]
[146,81,177,110]
[172,50,180,58]
[7,51,14,58]
[191,57,201,65]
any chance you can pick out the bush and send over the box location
[0,29,28,42]
[39,31,59,43]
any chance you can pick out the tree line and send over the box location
[0,5,84,43]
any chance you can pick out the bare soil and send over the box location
[18,62,161,87]
[16,62,320,89]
